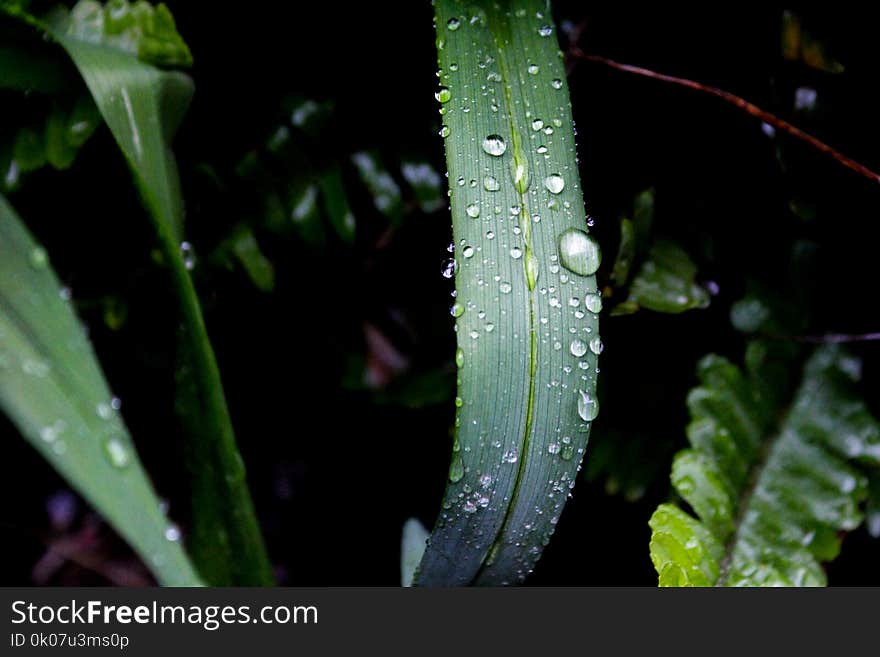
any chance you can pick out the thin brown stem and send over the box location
[570,48,880,186]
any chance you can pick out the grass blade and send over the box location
[1,1,274,584]
[0,193,202,586]
[416,0,600,585]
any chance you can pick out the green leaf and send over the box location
[615,241,710,315]
[649,345,880,586]
[228,225,275,293]
[318,166,356,243]
[401,160,444,213]
[610,217,635,287]
[400,518,429,587]
[4,1,274,584]
[0,193,202,586]
[351,150,403,225]
[50,0,192,67]
[415,0,600,586]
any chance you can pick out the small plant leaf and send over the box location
[416,0,600,585]
[614,241,710,315]
[400,518,429,587]
[0,193,202,586]
[649,344,880,586]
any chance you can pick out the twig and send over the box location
[569,48,880,186]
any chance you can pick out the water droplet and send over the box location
[589,337,604,355]
[551,78,563,90]
[483,176,500,192]
[544,174,565,194]
[462,245,475,259]
[469,329,479,339]
[499,281,512,294]
[30,247,48,269]
[538,25,553,37]
[568,297,580,308]
[435,87,451,103]
[558,229,601,276]
[502,449,518,464]
[560,444,575,460]
[527,64,540,75]
[440,258,457,279]
[104,437,130,468]
[455,396,463,408]
[486,230,495,240]
[510,247,523,259]
[455,347,465,368]
[577,389,599,421]
[547,442,560,455]
[482,134,507,156]
[96,402,113,420]
[449,454,465,482]
[180,242,196,271]
[485,322,495,332]
[585,293,603,313]
[537,145,548,154]
[450,302,464,317]
[447,17,460,31]
[531,118,544,131]
[570,339,587,357]
[165,524,181,542]
[466,203,480,218]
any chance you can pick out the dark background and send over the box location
[1,4,879,585]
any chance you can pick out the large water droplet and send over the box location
[482,134,507,156]
[558,229,601,276]
[435,87,451,103]
[455,347,465,368]
[462,245,475,259]
[104,437,130,468]
[570,339,587,357]
[483,176,500,192]
[551,78,563,90]
[466,203,480,218]
[589,337,604,355]
[510,247,523,259]
[585,293,603,313]
[450,302,464,317]
[440,258,456,279]
[165,524,181,542]
[577,389,599,421]
[544,174,565,194]
[499,281,512,294]
[527,64,540,75]
[447,17,461,31]
[538,25,553,37]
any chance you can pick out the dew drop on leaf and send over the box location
[482,134,507,156]
[544,173,565,194]
[558,228,601,276]
[585,293,603,313]
[577,389,599,422]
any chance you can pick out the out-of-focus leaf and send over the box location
[351,150,403,224]
[0,193,202,586]
[610,217,635,286]
[0,42,70,92]
[287,97,333,138]
[617,241,710,315]
[401,518,429,587]
[49,0,192,67]
[781,11,844,74]
[229,225,275,292]
[319,166,355,242]
[24,2,273,584]
[401,160,444,213]
[649,345,880,586]
[631,187,654,256]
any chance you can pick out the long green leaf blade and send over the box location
[649,345,880,586]
[0,193,202,586]
[416,0,600,585]
[0,1,274,584]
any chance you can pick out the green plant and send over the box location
[2,1,878,588]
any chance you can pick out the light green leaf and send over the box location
[351,150,403,224]
[617,241,710,315]
[229,225,275,293]
[51,0,192,67]
[649,345,880,586]
[318,166,356,242]
[416,0,600,586]
[0,193,202,586]
[401,518,429,587]
[610,217,635,286]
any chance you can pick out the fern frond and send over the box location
[650,344,880,586]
